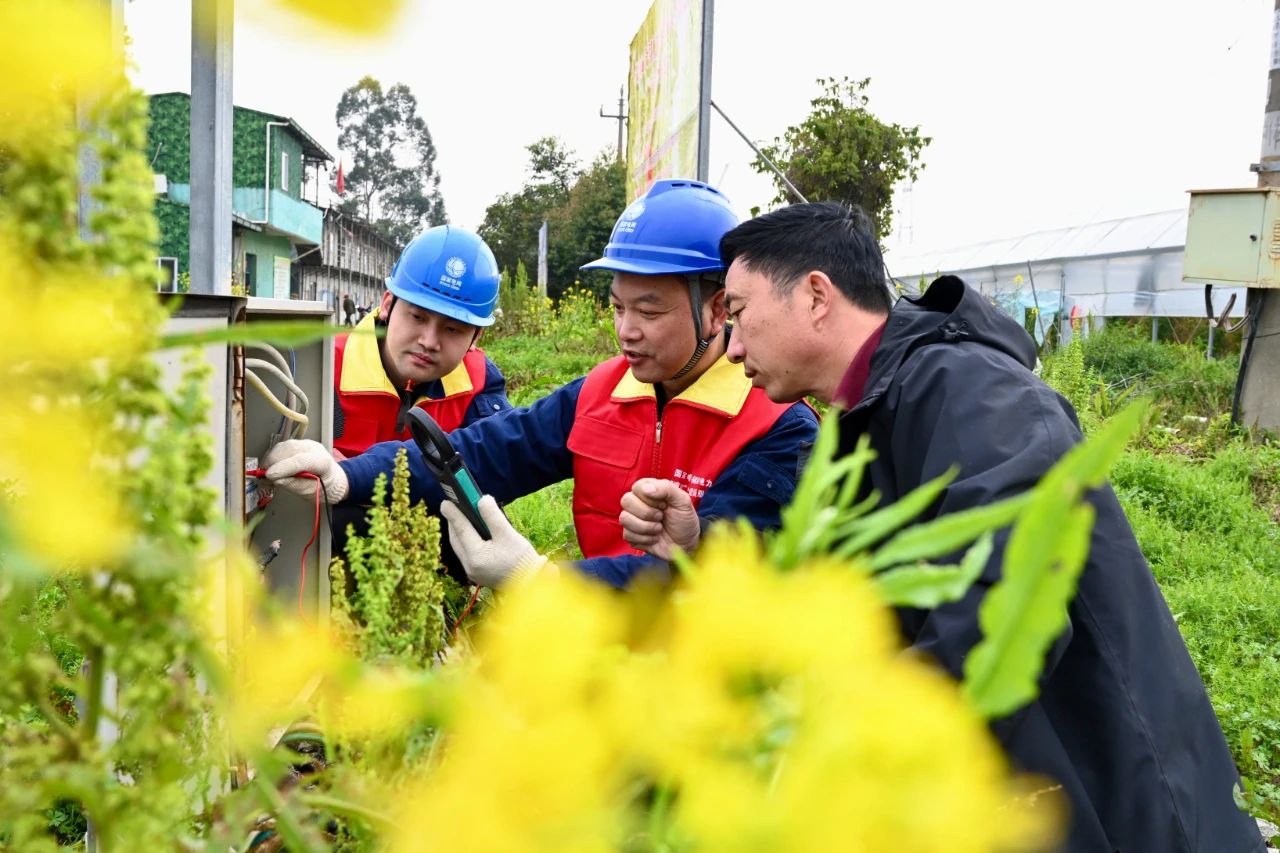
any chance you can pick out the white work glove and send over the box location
[619,478,701,561]
[262,439,349,503]
[439,495,549,588]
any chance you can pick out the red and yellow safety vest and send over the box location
[567,354,792,558]
[333,314,488,457]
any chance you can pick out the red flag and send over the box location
[336,159,345,195]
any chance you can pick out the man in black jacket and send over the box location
[618,201,1264,852]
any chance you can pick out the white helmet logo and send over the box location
[622,201,645,221]
[445,257,467,278]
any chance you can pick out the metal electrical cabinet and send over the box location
[1184,188,1280,288]
[159,294,334,623]
[240,298,334,621]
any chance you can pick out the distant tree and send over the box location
[546,153,626,301]
[334,76,446,245]
[478,136,579,276]
[526,136,579,195]
[755,76,930,240]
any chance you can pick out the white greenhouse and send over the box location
[890,209,1247,344]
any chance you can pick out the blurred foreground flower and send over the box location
[0,398,130,567]
[0,0,120,140]
[389,528,1062,852]
[261,0,406,33]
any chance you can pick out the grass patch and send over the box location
[505,480,581,561]
[1113,442,1280,821]
[1076,322,1240,421]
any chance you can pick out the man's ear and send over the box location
[704,288,728,338]
[378,291,395,322]
[805,271,838,328]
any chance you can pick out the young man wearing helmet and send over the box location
[332,225,511,459]
[264,180,818,588]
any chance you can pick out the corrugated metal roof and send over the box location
[892,209,1187,278]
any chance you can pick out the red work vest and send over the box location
[566,354,791,558]
[333,314,488,457]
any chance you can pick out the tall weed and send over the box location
[1075,323,1238,421]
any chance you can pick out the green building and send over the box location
[148,92,333,298]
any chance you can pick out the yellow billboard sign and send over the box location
[627,0,708,200]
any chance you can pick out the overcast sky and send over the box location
[124,0,1273,261]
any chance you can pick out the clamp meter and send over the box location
[405,408,495,540]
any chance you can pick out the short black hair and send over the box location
[719,201,892,315]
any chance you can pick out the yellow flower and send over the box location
[319,665,435,742]
[221,617,351,750]
[390,571,636,851]
[0,0,121,140]
[0,231,155,374]
[0,398,130,567]
[236,0,406,36]
[381,527,1060,852]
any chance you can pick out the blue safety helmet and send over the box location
[385,225,499,327]
[581,179,738,276]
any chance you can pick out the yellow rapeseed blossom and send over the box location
[0,270,153,372]
[231,0,406,38]
[260,0,406,33]
[0,397,130,567]
[390,528,1060,851]
[222,617,352,750]
[391,572,636,852]
[0,0,120,140]
[319,666,436,742]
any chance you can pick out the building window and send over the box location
[156,257,178,292]
[281,151,289,191]
[245,253,256,292]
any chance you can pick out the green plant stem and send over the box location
[648,783,674,850]
[253,775,314,852]
[19,667,81,758]
[83,644,104,743]
[297,792,394,829]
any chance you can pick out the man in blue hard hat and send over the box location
[332,225,511,459]
[264,180,818,589]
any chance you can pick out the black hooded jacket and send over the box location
[839,276,1263,852]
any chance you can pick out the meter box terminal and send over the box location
[1184,187,1280,289]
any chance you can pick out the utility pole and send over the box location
[599,87,627,163]
[1240,0,1280,428]
[190,0,234,296]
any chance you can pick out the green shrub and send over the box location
[330,448,466,667]
[1072,323,1238,421]
[1112,441,1280,821]
[485,285,615,405]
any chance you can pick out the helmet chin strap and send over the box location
[667,274,716,382]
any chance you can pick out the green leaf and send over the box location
[862,494,1028,568]
[873,533,992,609]
[156,320,365,350]
[961,400,1148,720]
[832,468,956,558]
[963,503,1094,719]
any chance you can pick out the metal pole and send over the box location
[1238,0,1280,427]
[696,0,713,182]
[617,89,625,162]
[1056,269,1068,349]
[599,87,627,163]
[1024,261,1048,346]
[710,100,808,203]
[190,0,234,295]
[1151,316,1159,343]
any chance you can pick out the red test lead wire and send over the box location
[246,468,322,617]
